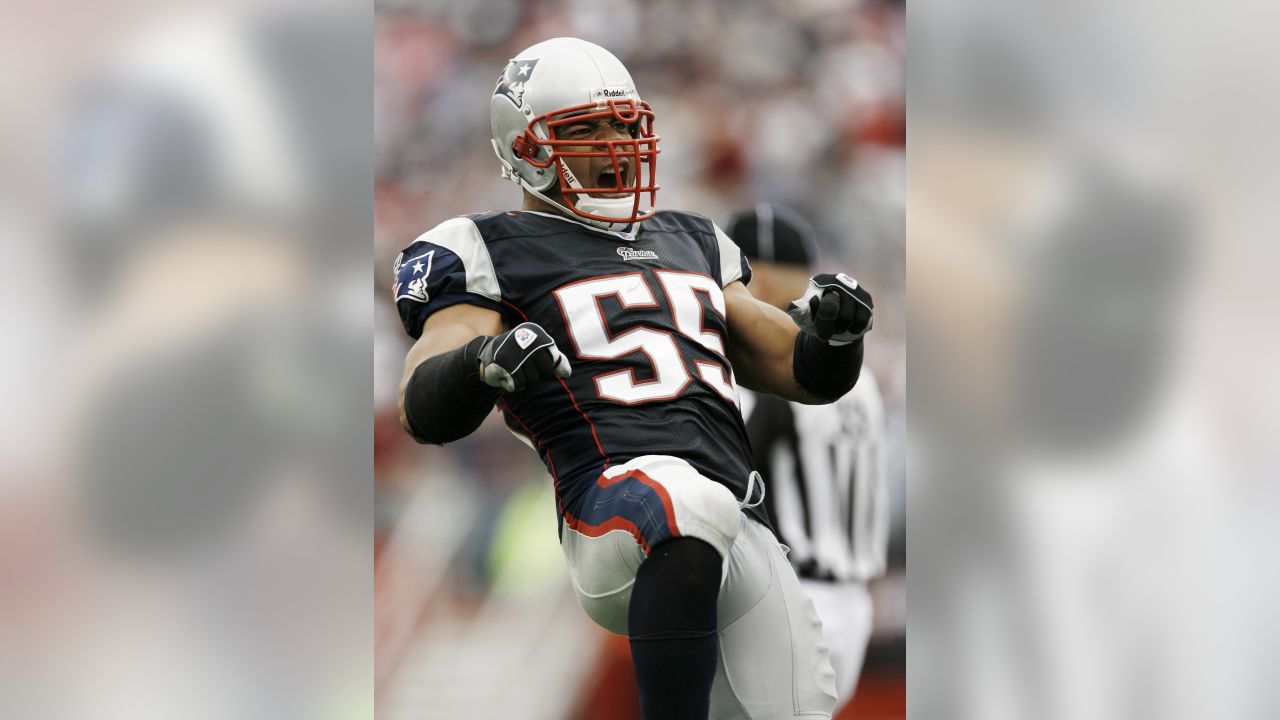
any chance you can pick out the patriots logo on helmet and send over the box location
[494,58,540,109]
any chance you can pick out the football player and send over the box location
[394,37,874,720]
[727,204,890,716]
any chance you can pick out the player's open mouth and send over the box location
[594,161,632,198]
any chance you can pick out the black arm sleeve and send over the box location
[402,336,502,444]
[792,332,864,403]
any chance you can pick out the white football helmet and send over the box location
[490,37,660,229]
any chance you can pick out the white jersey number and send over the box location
[554,272,738,405]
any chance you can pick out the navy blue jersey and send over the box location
[393,209,769,528]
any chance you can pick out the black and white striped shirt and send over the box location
[742,372,889,583]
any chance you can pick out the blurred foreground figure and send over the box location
[394,37,877,720]
[53,4,370,719]
[727,204,889,715]
[909,120,1206,720]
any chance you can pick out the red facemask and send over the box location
[512,99,661,225]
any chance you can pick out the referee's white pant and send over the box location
[801,580,874,714]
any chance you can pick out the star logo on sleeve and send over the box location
[403,250,433,278]
[395,250,434,303]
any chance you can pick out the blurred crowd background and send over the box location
[372,0,906,718]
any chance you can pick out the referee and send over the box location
[727,204,890,714]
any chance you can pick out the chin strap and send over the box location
[521,173,637,233]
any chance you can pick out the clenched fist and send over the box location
[478,322,573,392]
[788,273,874,346]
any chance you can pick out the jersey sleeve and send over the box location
[392,217,504,339]
[713,221,753,288]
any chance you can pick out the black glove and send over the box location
[478,322,572,392]
[787,273,874,345]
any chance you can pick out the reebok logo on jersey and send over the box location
[618,247,659,261]
[514,327,537,349]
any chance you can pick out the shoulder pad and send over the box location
[392,217,504,338]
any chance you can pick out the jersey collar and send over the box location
[522,210,641,243]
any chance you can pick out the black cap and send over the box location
[724,203,819,269]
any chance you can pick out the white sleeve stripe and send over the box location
[413,217,502,301]
[713,222,745,287]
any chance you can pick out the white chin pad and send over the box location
[560,162,647,222]
[574,194,643,220]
